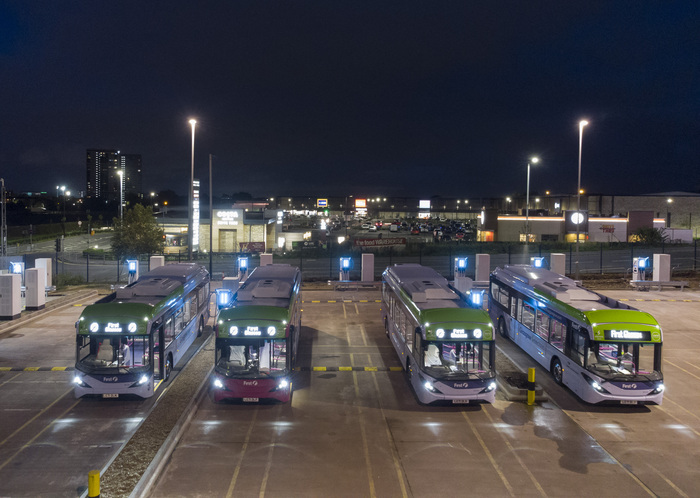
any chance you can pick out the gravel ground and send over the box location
[100,336,214,498]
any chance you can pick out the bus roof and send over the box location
[491,265,661,336]
[384,264,463,310]
[235,264,301,308]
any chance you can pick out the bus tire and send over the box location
[551,358,563,385]
[197,316,205,337]
[384,318,389,336]
[498,319,508,339]
[164,354,173,382]
[406,359,412,379]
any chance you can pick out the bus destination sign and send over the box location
[603,330,651,341]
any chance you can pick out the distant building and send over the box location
[86,149,142,202]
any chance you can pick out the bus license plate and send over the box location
[620,400,638,405]
[452,399,470,405]
[243,397,259,402]
[103,393,119,399]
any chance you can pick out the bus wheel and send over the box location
[406,359,412,380]
[197,316,205,337]
[164,355,173,381]
[498,319,508,339]
[384,318,389,336]
[551,358,563,385]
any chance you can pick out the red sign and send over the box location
[600,224,615,233]
[354,237,406,247]
[239,242,266,253]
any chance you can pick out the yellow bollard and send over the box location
[88,469,100,498]
[527,367,536,406]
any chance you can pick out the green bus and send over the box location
[382,264,497,405]
[74,263,210,398]
[489,264,664,405]
[212,264,302,403]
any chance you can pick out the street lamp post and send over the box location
[575,120,589,280]
[525,157,539,248]
[209,153,213,276]
[188,119,197,261]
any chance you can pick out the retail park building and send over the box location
[169,192,700,254]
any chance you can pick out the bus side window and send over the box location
[550,317,566,351]
[535,309,550,341]
[164,316,175,346]
[510,295,517,318]
[521,302,535,332]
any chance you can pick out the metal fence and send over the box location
[4,240,698,285]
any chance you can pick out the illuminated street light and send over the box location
[188,118,197,261]
[525,157,539,247]
[575,120,589,280]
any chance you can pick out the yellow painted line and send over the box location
[0,367,11,371]
[343,303,348,321]
[364,367,378,372]
[648,465,689,497]
[343,299,353,303]
[360,324,368,346]
[461,412,514,496]
[669,299,677,302]
[328,300,337,303]
[24,367,40,371]
[51,367,67,371]
[375,300,382,303]
[389,367,403,372]
[652,299,660,302]
[73,304,83,306]
[683,299,693,302]
[313,366,327,371]
[665,360,700,382]
[311,300,321,303]
[620,299,629,301]
[226,408,259,498]
[339,366,352,371]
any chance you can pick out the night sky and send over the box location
[1,2,698,200]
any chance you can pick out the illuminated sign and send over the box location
[104,322,123,333]
[277,211,283,224]
[317,199,328,208]
[419,200,431,209]
[216,209,241,226]
[451,329,468,338]
[192,180,200,251]
[355,199,367,208]
[570,212,584,224]
[244,326,262,336]
[604,330,651,341]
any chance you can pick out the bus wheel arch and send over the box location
[197,316,205,337]
[498,318,508,339]
[384,317,389,336]
[551,357,563,384]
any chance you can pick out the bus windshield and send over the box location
[77,335,150,373]
[216,339,288,378]
[587,342,661,380]
[422,341,493,380]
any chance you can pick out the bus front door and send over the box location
[154,326,165,379]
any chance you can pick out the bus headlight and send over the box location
[582,373,610,394]
[73,375,88,387]
[213,378,224,389]
[278,379,289,390]
[424,381,437,393]
[480,381,497,393]
[652,383,665,394]
[137,375,149,386]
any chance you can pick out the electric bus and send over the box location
[382,264,497,405]
[212,264,302,403]
[489,265,664,405]
[74,263,210,398]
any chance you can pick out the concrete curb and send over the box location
[496,345,548,403]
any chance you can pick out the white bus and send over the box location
[489,265,664,405]
[382,264,497,405]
